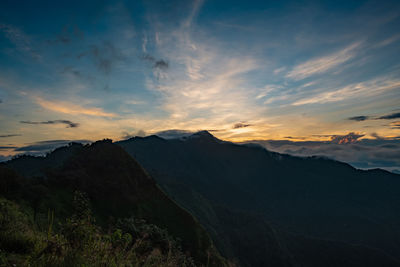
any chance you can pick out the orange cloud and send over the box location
[35,97,116,117]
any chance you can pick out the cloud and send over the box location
[247,137,400,172]
[375,34,400,48]
[121,130,146,140]
[20,120,79,128]
[47,25,84,45]
[154,60,169,70]
[330,132,364,144]
[346,113,400,123]
[233,122,252,129]
[273,67,286,75]
[142,34,148,53]
[0,146,17,150]
[286,42,361,80]
[154,129,194,139]
[35,97,116,117]
[142,54,169,70]
[142,54,155,61]
[61,66,93,82]
[284,136,307,140]
[292,77,400,105]
[378,112,400,120]
[15,140,90,153]
[78,42,125,75]
[0,134,21,138]
[182,0,204,28]
[390,121,400,129]
[348,116,370,121]
[0,23,41,59]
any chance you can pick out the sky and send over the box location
[0,0,399,168]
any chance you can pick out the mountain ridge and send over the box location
[1,139,228,266]
[118,131,400,266]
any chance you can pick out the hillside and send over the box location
[1,140,227,267]
[118,131,400,266]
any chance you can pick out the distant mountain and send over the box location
[118,131,400,266]
[2,140,227,267]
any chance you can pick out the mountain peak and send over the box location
[186,130,218,141]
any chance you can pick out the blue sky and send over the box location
[0,0,400,164]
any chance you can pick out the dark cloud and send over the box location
[154,60,169,70]
[346,112,400,123]
[121,130,147,140]
[390,121,400,129]
[348,116,369,121]
[233,122,252,129]
[0,134,21,138]
[330,132,364,144]
[78,42,125,75]
[20,120,79,128]
[142,54,169,70]
[0,99,2,103]
[284,136,307,140]
[378,112,400,120]
[15,140,91,153]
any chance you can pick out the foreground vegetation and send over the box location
[0,191,198,266]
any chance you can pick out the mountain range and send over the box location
[1,131,400,266]
[118,131,400,266]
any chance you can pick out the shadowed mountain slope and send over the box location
[2,140,227,267]
[117,131,400,266]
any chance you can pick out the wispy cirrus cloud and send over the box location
[144,0,261,131]
[34,97,116,117]
[374,33,400,48]
[0,24,41,59]
[286,42,361,80]
[182,0,204,28]
[292,77,400,105]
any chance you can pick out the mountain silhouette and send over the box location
[3,133,400,266]
[118,131,400,266]
[2,140,227,266]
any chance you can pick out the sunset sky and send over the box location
[0,0,400,161]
